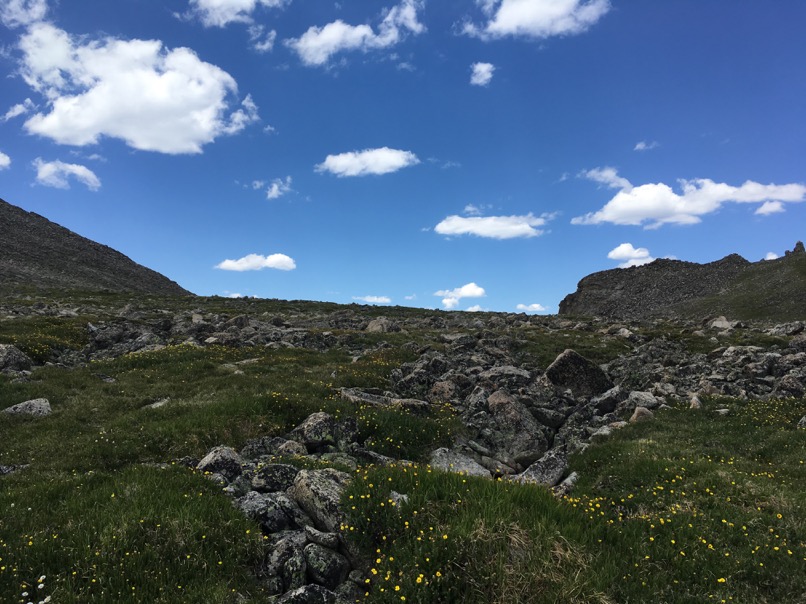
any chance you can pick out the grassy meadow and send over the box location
[0,294,804,603]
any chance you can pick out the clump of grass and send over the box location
[0,465,265,603]
[343,464,620,604]
[568,397,806,603]
[0,316,89,363]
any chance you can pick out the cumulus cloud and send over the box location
[32,158,101,190]
[607,242,655,268]
[187,0,288,27]
[434,282,485,309]
[266,176,292,199]
[516,303,547,312]
[634,140,659,152]
[463,0,610,40]
[755,200,785,215]
[215,253,296,271]
[17,23,258,154]
[435,213,550,239]
[0,151,10,170]
[573,167,806,228]
[0,0,47,28]
[2,98,35,122]
[465,305,485,312]
[764,252,779,261]
[353,295,392,304]
[285,0,425,66]
[470,62,495,86]
[316,147,419,177]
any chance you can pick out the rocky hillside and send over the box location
[559,242,806,321]
[0,197,191,295]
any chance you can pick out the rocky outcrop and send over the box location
[559,242,806,321]
[0,197,191,295]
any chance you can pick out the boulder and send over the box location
[429,448,491,478]
[629,407,654,423]
[288,469,352,533]
[516,448,568,487]
[304,543,350,589]
[2,398,51,417]
[235,491,312,533]
[365,317,399,333]
[251,464,300,493]
[276,585,336,604]
[543,349,613,398]
[265,531,308,594]
[197,446,243,481]
[0,344,32,372]
[290,413,339,452]
[485,389,549,465]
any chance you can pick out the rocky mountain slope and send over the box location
[559,242,806,321]
[0,197,191,295]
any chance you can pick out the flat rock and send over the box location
[516,448,568,487]
[429,448,491,478]
[2,398,51,417]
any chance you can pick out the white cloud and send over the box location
[2,98,35,122]
[634,140,659,152]
[581,166,632,191]
[463,203,489,216]
[0,151,10,170]
[434,213,550,239]
[18,23,258,154]
[0,0,47,28]
[573,168,806,228]
[353,295,392,304]
[764,252,779,261]
[463,0,610,40]
[187,0,288,27]
[434,282,485,309]
[215,253,296,271]
[404,294,417,300]
[465,305,485,312]
[249,26,277,52]
[316,147,419,177]
[607,242,655,268]
[755,200,785,215]
[285,0,425,66]
[470,62,495,86]
[266,175,292,199]
[32,158,101,190]
[227,292,244,298]
[516,303,547,312]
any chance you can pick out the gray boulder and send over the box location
[235,491,312,533]
[0,344,32,372]
[304,543,350,589]
[543,349,613,398]
[485,389,549,466]
[251,464,300,493]
[276,585,336,604]
[197,446,243,481]
[629,407,655,423]
[515,448,568,487]
[365,317,399,333]
[290,412,358,453]
[429,448,491,478]
[265,531,308,594]
[2,398,51,417]
[288,469,352,533]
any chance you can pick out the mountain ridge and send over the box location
[559,242,806,321]
[0,197,191,296]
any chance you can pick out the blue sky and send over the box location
[1,0,804,312]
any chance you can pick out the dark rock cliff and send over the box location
[0,197,192,295]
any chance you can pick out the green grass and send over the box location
[343,397,806,603]
[2,293,804,603]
